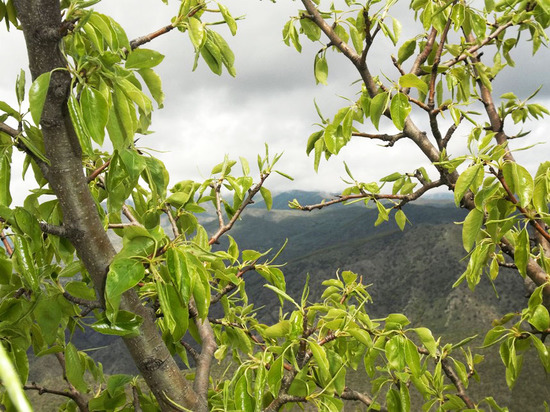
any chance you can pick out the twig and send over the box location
[411,27,437,76]
[122,204,141,226]
[163,205,180,238]
[340,387,387,411]
[211,263,257,304]
[54,352,89,412]
[208,173,270,245]
[128,5,204,50]
[108,223,140,229]
[443,22,514,69]
[180,340,200,363]
[0,229,13,256]
[62,291,103,316]
[301,0,377,96]
[352,132,405,147]
[86,159,110,183]
[299,180,443,211]
[39,222,70,238]
[440,358,475,408]
[0,121,18,137]
[132,386,143,412]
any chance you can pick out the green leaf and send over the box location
[125,48,165,69]
[309,340,331,385]
[462,208,484,252]
[81,87,109,145]
[454,163,483,206]
[65,343,86,393]
[398,39,416,64]
[68,95,93,155]
[263,320,290,338]
[29,72,51,125]
[105,256,145,316]
[260,186,272,211]
[399,73,428,95]
[188,17,205,50]
[267,355,284,395]
[370,92,389,130]
[502,162,534,208]
[390,93,411,130]
[530,305,550,331]
[314,54,328,85]
[218,2,237,36]
[0,344,32,412]
[414,327,437,356]
[138,68,164,108]
[0,154,12,207]
[91,311,142,337]
[395,209,407,231]
[514,227,529,277]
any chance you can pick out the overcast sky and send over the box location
[0,0,548,206]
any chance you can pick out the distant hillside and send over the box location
[29,192,550,410]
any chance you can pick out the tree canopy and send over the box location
[0,0,549,411]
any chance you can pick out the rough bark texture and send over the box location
[14,1,199,410]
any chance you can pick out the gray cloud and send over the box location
[1,0,548,205]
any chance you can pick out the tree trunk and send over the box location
[14,1,199,410]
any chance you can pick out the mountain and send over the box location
[28,192,550,410]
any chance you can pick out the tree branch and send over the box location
[0,121,18,137]
[211,263,257,304]
[443,22,514,69]
[54,352,90,412]
[352,131,405,147]
[208,173,270,245]
[340,387,387,411]
[298,180,443,211]
[301,0,378,96]
[189,301,217,409]
[0,229,13,256]
[86,159,110,183]
[163,205,180,239]
[490,167,550,244]
[39,222,70,238]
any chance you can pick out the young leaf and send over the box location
[29,72,51,125]
[125,48,165,69]
[390,93,411,130]
[462,208,484,252]
[454,163,483,206]
[370,92,389,130]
